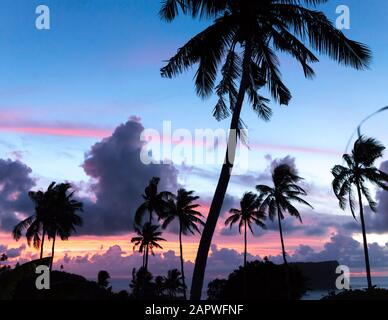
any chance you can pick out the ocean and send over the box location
[302,277,388,300]
[104,277,388,300]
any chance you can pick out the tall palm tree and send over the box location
[135,177,172,225]
[332,136,388,289]
[12,182,57,259]
[225,192,266,267]
[161,189,205,299]
[160,0,371,299]
[46,183,83,271]
[131,222,166,271]
[257,164,313,264]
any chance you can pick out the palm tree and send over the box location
[332,136,388,289]
[12,182,57,259]
[225,192,266,267]
[98,270,111,288]
[163,269,186,299]
[46,183,83,271]
[257,164,313,265]
[130,267,154,299]
[160,0,371,299]
[131,222,166,271]
[135,177,172,225]
[161,189,205,299]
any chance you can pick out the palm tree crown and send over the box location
[161,0,371,115]
[135,177,172,225]
[225,192,266,268]
[332,136,388,217]
[225,192,266,233]
[162,189,205,235]
[12,182,56,253]
[131,222,166,271]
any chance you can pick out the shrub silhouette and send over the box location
[207,260,307,300]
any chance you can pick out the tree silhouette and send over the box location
[135,177,173,225]
[161,189,205,299]
[160,0,371,299]
[257,164,312,264]
[130,267,155,299]
[131,222,166,271]
[332,136,388,289]
[225,192,266,267]
[45,183,83,271]
[163,269,185,299]
[12,182,83,269]
[12,182,56,259]
[98,270,111,288]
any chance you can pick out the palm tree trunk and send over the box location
[357,182,373,289]
[145,244,149,271]
[277,204,291,299]
[243,220,248,299]
[50,235,56,271]
[277,205,288,265]
[142,250,145,268]
[244,220,247,268]
[40,229,46,260]
[190,40,253,301]
[179,221,187,300]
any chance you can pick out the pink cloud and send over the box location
[0,125,112,139]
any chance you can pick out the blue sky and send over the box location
[0,0,388,203]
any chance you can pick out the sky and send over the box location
[1,0,388,288]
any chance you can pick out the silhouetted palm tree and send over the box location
[130,267,154,299]
[225,192,266,267]
[135,177,172,225]
[160,0,371,299]
[161,189,205,299]
[12,182,57,259]
[98,270,111,288]
[163,269,185,299]
[154,275,165,297]
[131,222,166,271]
[46,183,83,271]
[257,164,312,264]
[332,136,388,289]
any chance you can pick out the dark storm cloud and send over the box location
[80,119,179,235]
[0,159,35,231]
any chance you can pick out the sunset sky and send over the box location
[1,0,388,286]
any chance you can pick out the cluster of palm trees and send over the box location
[226,164,312,269]
[12,182,83,270]
[130,267,185,299]
[7,0,388,299]
[158,0,372,300]
[131,178,205,299]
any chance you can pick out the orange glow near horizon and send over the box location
[1,230,331,263]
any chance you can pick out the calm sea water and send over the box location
[102,277,388,300]
[302,277,388,300]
